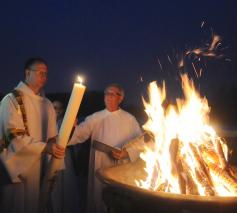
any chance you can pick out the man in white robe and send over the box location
[68,84,143,213]
[0,58,65,213]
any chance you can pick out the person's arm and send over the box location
[68,115,95,146]
[123,134,146,162]
[112,134,146,161]
[122,116,144,162]
[112,116,143,161]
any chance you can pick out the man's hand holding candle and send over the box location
[45,137,65,159]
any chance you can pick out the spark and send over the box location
[178,59,184,68]
[192,62,199,78]
[157,57,163,71]
[185,33,222,61]
[201,21,205,28]
[167,55,172,64]
[199,68,203,77]
[209,35,221,51]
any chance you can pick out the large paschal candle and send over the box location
[58,76,86,148]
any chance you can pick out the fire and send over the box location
[136,73,237,196]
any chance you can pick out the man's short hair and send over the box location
[104,83,125,97]
[24,57,48,70]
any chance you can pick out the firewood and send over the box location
[228,165,237,180]
[189,143,213,188]
[169,138,179,175]
[177,160,186,194]
[208,162,237,194]
[169,139,186,194]
[181,160,199,195]
[214,138,227,169]
[195,169,215,196]
[157,182,167,192]
[199,145,220,165]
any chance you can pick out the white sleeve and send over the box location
[68,114,95,145]
[131,116,143,138]
[124,116,144,162]
[0,95,45,182]
[125,135,146,162]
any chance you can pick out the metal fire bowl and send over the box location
[96,159,237,212]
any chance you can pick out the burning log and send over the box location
[169,138,180,175]
[199,145,220,165]
[169,139,186,194]
[208,162,237,194]
[176,161,186,194]
[157,182,168,192]
[180,159,199,195]
[188,143,215,195]
[214,138,227,169]
[200,145,237,182]
[139,134,236,196]
[228,166,237,180]
[195,169,215,196]
[189,143,214,189]
[150,162,159,190]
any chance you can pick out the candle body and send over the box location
[58,83,85,148]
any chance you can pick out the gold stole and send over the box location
[4,89,30,148]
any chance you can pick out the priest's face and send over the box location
[104,86,124,112]
[25,62,48,93]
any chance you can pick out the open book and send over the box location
[92,140,121,154]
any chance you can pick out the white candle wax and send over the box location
[57,77,86,148]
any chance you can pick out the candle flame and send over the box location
[77,76,83,84]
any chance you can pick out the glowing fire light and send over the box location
[136,74,237,197]
[77,75,83,84]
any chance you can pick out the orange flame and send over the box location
[137,74,236,196]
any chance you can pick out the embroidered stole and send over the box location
[4,90,29,148]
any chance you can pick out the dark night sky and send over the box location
[0,0,237,105]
